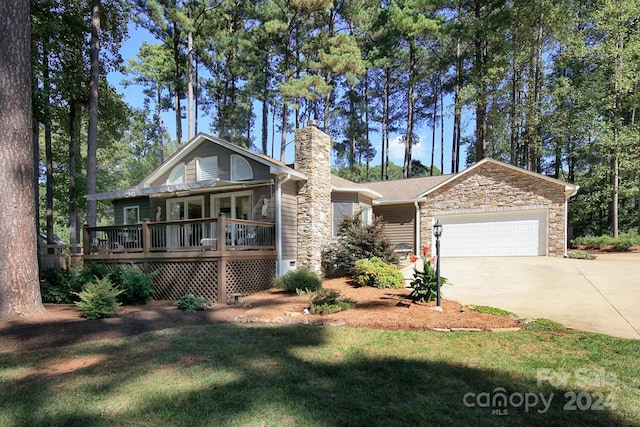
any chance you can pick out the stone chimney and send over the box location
[295,122,331,277]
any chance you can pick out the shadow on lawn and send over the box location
[0,323,634,427]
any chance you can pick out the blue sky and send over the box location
[109,23,463,174]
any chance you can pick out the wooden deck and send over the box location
[83,217,277,303]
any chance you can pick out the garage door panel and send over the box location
[439,211,546,257]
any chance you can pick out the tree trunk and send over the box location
[86,0,100,229]
[403,39,416,178]
[69,100,82,253]
[0,0,45,320]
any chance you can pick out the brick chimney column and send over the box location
[295,122,331,277]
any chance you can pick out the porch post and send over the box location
[142,220,150,254]
[217,215,227,303]
[83,225,90,256]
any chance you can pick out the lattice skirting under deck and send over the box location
[90,258,276,304]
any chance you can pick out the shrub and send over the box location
[571,231,639,251]
[352,257,404,289]
[309,288,356,315]
[40,265,94,304]
[273,267,322,293]
[175,294,212,312]
[73,277,122,320]
[322,214,398,277]
[114,266,155,305]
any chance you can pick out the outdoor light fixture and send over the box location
[433,220,442,306]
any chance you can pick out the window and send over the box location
[197,156,218,181]
[359,203,372,225]
[230,155,253,180]
[211,191,253,219]
[167,163,185,185]
[124,206,140,225]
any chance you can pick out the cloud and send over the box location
[388,134,430,165]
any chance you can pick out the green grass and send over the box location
[1,325,639,426]
[469,305,519,318]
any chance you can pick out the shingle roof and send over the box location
[330,174,453,204]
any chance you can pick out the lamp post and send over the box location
[433,220,443,307]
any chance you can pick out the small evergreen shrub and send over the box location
[273,267,322,293]
[175,294,212,312]
[309,288,356,315]
[352,257,404,289]
[73,277,122,319]
[115,266,155,305]
[322,214,398,277]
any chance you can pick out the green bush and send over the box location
[40,265,95,304]
[352,257,404,289]
[309,288,356,314]
[322,214,398,277]
[273,267,322,293]
[175,294,212,312]
[571,231,639,251]
[113,266,155,305]
[73,277,122,319]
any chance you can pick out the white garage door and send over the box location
[438,210,547,257]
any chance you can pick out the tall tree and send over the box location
[0,0,45,320]
[86,0,101,229]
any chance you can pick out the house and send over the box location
[85,123,578,303]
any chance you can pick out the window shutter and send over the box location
[197,156,218,181]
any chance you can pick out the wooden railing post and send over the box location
[142,220,150,255]
[83,225,90,255]
[217,214,226,252]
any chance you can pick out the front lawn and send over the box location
[1,325,638,426]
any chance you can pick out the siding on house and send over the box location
[149,141,272,187]
[113,197,151,225]
[374,203,415,247]
[280,179,298,262]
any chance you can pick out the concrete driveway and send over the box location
[417,254,640,339]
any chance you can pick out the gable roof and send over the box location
[417,158,579,198]
[141,133,305,188]
[364,175,452,204]
[330,175,383,200]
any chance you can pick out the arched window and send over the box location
[167,163,185,185]
[230,155,253,180]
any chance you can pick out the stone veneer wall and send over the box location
[420,162,568,256]
[294,125,332,276]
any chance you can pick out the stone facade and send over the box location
[419,162,569,256]
[294,125,332,276]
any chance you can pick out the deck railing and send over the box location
[84,216,276,256]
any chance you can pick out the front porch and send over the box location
[83,216,277,304]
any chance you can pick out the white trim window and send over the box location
[123,206,140,224]
[197,156,218,181]
[167,163,185,185]
[211,191,253,220]
[230,155,253,181]
[359,203,372,225]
